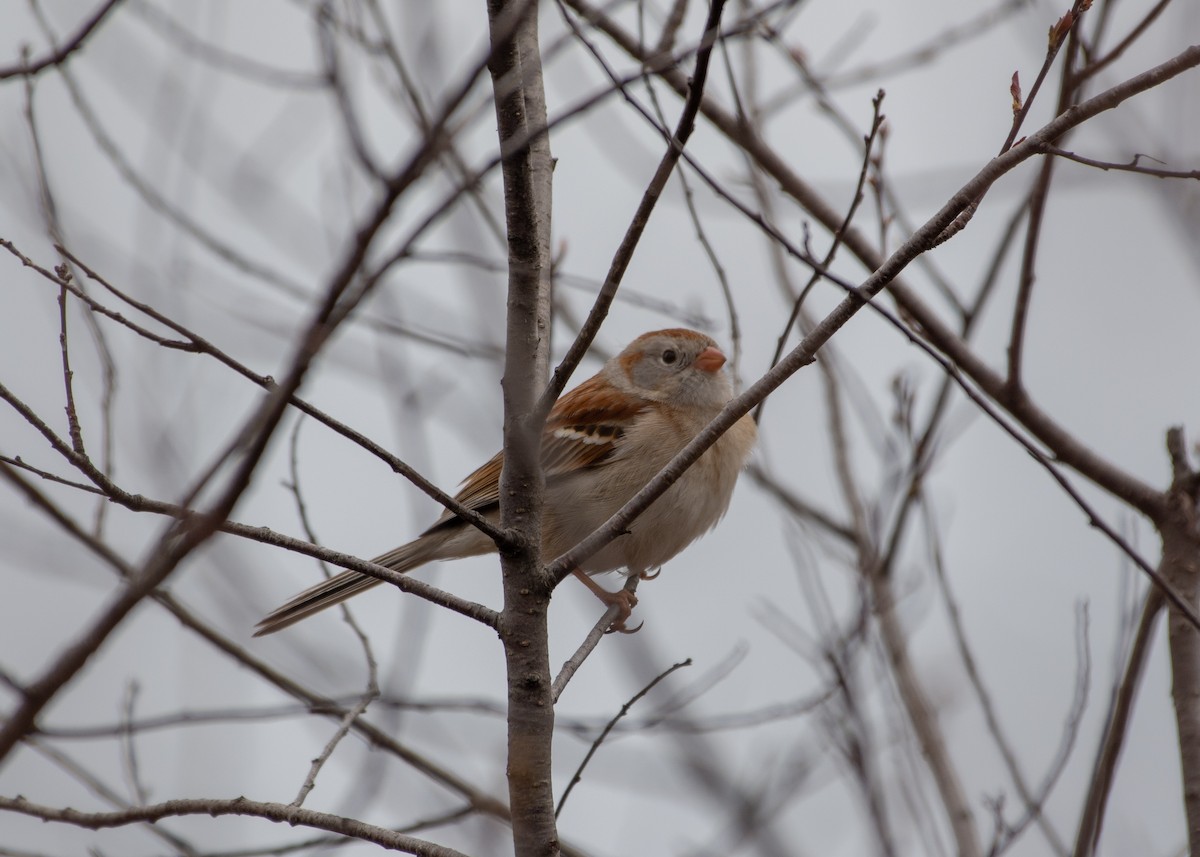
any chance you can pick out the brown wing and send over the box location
[424,374,646,533]
[449,451,504,515]
[541,374,647,475]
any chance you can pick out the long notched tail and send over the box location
[253,540,428,637]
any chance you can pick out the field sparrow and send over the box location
[255,328,756,636]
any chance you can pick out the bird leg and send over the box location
[572,569,641,634]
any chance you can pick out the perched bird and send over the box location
[255,328,756,636]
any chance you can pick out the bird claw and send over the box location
[599,587,639,634]
[639,568,661,581]
[571,569,641,634]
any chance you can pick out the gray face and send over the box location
[618,330,732,410]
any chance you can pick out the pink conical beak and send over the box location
[694,346,727,373]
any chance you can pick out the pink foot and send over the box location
[572,569,643,633]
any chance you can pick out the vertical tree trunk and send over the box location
[486,1,557,855]
[1167,583,1200,855]
[1164,428,1200,856]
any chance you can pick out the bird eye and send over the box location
[661,348,677,364]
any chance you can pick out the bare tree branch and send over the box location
[0,0,123,80]
[486,1,558,853]
[0,795,469,857]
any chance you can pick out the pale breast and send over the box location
[560,410,756,574]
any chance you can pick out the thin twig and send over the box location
[119,681,150,807]
[290,692,377,808]
[55,272,86,456]
[661,44,742,379]
[284,420,381,809]
[1038,144,1200,179]
[1072,590,1164,857]
[555,658,692,818]
[0,0,123,79]
[541,0,734,415]
[1005,3,1091,389]
[999,0,1091,155]
[17,44,119,537]
[758,89,886,425]
[551,575,640,702]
